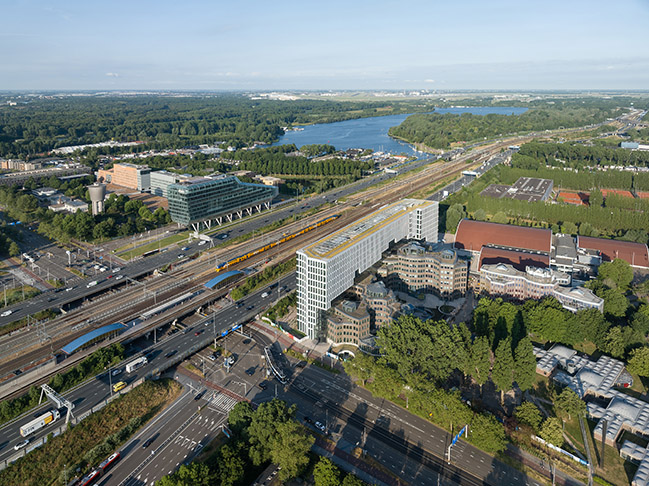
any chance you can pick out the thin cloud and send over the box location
[105,72,119,77]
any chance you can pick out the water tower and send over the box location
[87,183,106,216]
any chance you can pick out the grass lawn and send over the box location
[585,418,638,486]
[117,232,188,259]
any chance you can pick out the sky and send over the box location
[2,0,649,91]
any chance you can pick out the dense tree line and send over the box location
[0,95,434,158]
[158,399,314,485]
[517,141,649,172]
[389,104,622,149]
[222,144,373,178]
[344,318,508,454]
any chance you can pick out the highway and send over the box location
[0,273,294,466]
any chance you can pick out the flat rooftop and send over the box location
[302,199,434,260]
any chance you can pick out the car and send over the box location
[112,381,127,393]
[246,305,254,310]
[178,254,185,259]
[142,437,155,449]
[65,287,74,292]
[111,368,122,376]
[225,355,236,366]
[1,310,13,317]
[47,297,55,302]
[296,361,307,368]
[235,302,243,308]
[245,368,255,376]
[112,267,120,273]
[194,391,205,401]
[182,327,193,335]
[54,288,64,293]
[106,275,113,279]
[14,439,30,451]
[99,267,107,272]
[198,241,206,246]
[303,416,313,424]
[165,350,177,358]
[261,292,269,298]
[115,275,124,281]
[207,354,216,362]
[314,421,326,432]
[181,247,189,251]
[194,330,202,336]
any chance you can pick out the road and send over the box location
[0,274,293,466]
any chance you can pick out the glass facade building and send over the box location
[167,175,278,226]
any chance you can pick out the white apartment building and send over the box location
[296,199,438,339]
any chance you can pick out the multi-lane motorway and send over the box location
[0,272,294,466]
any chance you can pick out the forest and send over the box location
[388,101,625,149]
[0,95,435,158]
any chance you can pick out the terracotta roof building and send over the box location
[454,219,552,254]
[577,236,649,269]
[478,246,549,271]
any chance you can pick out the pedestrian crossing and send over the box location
[206,391,239,413]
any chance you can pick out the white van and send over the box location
[87,280,98,288]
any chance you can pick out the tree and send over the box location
[491,338,514,402]
[513,337,536,391]
[270,420,314,481]
[157,463,213,486]
[8,241,19,257]
[627,346,649,377]
[603,326,631,358]
[473,208,487,221]
[555,388,586,421]
[470,336,491,393]
[539,417,564,447]
[515,402,543,432]
[248,399,296,466]
[313,457,341,486]
[598,258,633,290]
[228,401,254,438]
[214,443,245,486]
[589,189,604,208]
[342,474,365,486]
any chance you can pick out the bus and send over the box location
[125,356,148,373]
[78,470,100,486]
[112,381,127,393]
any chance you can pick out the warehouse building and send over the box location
[454,219,552,254]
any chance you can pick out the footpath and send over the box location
[249,319,586,486]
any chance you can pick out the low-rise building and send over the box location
[379,242,468,297]
[326,300,370,346]
[349,279,401,329]
[480,263,603,312]
[256,175,283,186]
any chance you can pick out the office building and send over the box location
[149,170,192,198]
[296,199,438,339]
[98,163,151,191]
[479,263,603,312]
[326,301,370,346]
[379,242,468,297]
[167,174,278,230]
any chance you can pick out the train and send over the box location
[215,214,340,273]
[71,452,121,486]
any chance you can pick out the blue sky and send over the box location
[2,0,649,90]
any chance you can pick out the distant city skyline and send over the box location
[2,0,648,91]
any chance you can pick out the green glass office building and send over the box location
[167,175,278,227]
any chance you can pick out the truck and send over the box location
[125,356,148,373]
[86,280,98,288]
[20,409,61,437]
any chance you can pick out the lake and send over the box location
[274,106,528,155]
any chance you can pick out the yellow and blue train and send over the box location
[215,214,340,273]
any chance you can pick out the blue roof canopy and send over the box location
[204,270,243,289]
[61,322,126,355]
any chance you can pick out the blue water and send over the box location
[274,106,528,155]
